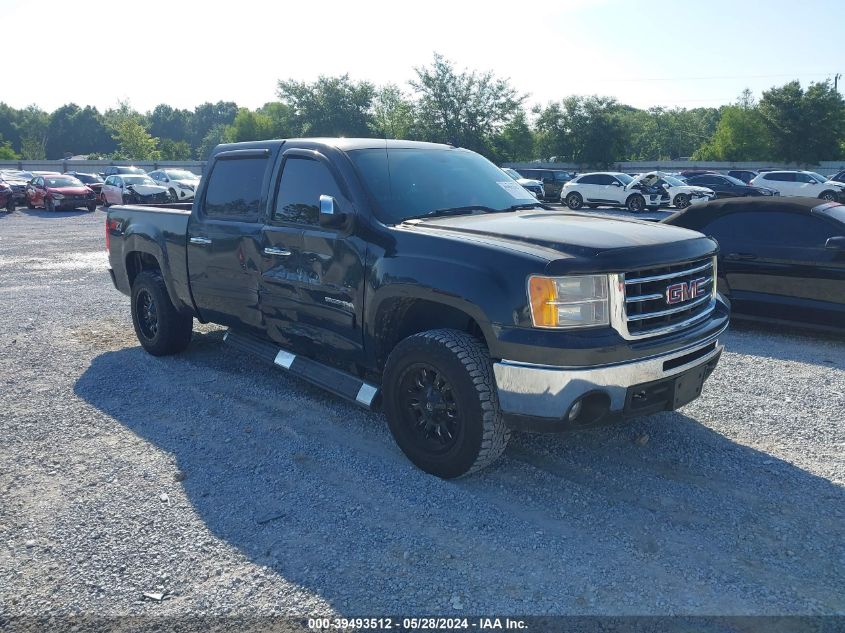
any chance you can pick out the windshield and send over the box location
[46,177,83,188]
[721,175,745,186]
[808,172,828,183]
[123,176,156,186]
[119,167,145,174]
[73,173,102,184]
[501,168,521,180]
[165,169,197,181]
[348,148,538,223]
[616,174,634,185]
[818,204,845,225]
[663,175,686,187]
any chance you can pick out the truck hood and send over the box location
[406,210,717,272]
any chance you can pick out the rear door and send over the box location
[186,149,272,329]
[259,149,367,368]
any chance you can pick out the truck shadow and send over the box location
[74,333,845,613]
[17,208,95,219]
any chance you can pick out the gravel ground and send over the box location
[1,207,844,620]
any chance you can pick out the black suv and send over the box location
[515,168,573,201]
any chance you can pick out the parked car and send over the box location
[679,169,718,179]
[685,173,779,198]
[634,172,715,209]
[105,138,728,478]
[148,168,201,202]
[25,174,98,211]
[726,169,758,184]
[560,172,664,212]
[0,170,32,206]
[501,167,544,200]
[0,180,15,212]
[514,168,573,201]
[65,171,105,201]
[663,197,845,332]
[829,170,845,183]
[101,174,171,206]
[750,171,845,201]
[102,165,147,178]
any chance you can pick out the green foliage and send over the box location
[411,53,525,155]
[159,138,193,160]
[107,105,161,161]
[370,84,417,140]
[277,75,375,137]
[491,111,534,162]
[0,138,18,159]
[693,94,770,161]
[196,124,229,161]
[535,96,628,166]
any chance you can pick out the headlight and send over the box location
[527,275,609,329]
[51,193,64,200]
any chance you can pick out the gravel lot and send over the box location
[1,207,844,620]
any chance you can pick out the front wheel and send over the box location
[5,198,14,213]
[87,203,97,212]
[45,197,55,212]
[131,271,193,356]
[626,194,646,212]
[673,193,691,209]
[565,192,583,210]
[382,329,510,479]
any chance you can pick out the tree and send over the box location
[758,80,845,163]
[411,53,525,156]
[225,107,277,143]
[370,84,417,139]
[0,137,18,159]
[490,110,534,162]
[534,96,627,166]
[17,105,49,160]
[159,138,192,160]
[111,117,160,160]
[196,123,229,160]
[277,74,375,137]
[45,104,112,158]
[694,91,771,161]
[148,104,192,144]
[190,101,238,154]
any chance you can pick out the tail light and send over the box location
[105,217,120,251]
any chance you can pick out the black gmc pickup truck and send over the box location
[106,138,729,478]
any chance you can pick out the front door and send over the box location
[259,150,367,369]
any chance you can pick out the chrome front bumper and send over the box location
[493,329,725,428]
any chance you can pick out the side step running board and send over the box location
[223,329,380,410]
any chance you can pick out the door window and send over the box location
[273,157,343,226]
[794,172,814,183]
[704,211,836,247]
[577,174,601,185]
[203,156,268,220]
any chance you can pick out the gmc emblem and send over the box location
[666,277,708,305]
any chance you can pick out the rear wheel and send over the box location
[626,194,646,213]
[565,192,583,210]
[383,329,510,479]
[131,271,193,356]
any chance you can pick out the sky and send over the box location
[3,0,842,114]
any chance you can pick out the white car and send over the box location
[148,169,201,202]
[101,174,172,206]
[501,167,544,199]
[635,172,715,209]
[750,171,844,201]
[560,172,664,212]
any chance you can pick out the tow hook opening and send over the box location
[566,392,611,426]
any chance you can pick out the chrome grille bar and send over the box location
[626,293,711,321]
[624,260,713,285]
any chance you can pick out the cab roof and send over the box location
[212,138,453,155]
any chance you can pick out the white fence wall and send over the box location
[0,160,206,175]
[505,160,845,177]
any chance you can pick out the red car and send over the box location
[0,180,15,212]
[26,174,98,212]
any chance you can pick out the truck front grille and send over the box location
[613,256,717,339]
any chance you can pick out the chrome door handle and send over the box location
[264,247,291,256]
[190,237,212,245]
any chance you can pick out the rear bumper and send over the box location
[494,326,725,432]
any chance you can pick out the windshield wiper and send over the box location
[404,202,549,222]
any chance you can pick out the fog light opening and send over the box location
[566,392,611,426]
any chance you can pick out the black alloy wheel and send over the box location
[135,288,159,340]
[399,364,460,453]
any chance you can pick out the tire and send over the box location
[130,271,193,356]
[45,197,55,212]
[87,203,97,212]
[5,198,14,213]
[819,190,838,202]
[27,198,34,209]
[673,193,691,209]
[626,194,646,213]
[382,329,510,479]
[102,195,110,208]
[168,188,178,202]
[565,192,583,210]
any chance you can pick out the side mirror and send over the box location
[662,183,670,189]
[825,236,845,251]
[319,194,347,228]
